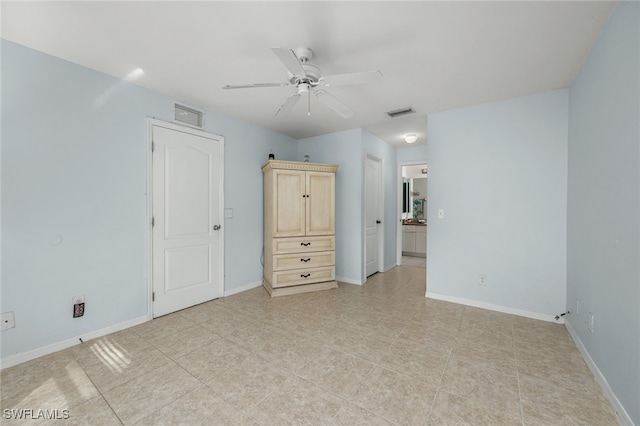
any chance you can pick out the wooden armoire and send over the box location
[262,160,339,296]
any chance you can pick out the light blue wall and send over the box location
[426,90,568,316]
[297,129,364,283]
[207,111,297,291]
[567,2,640,423]
[1,40,296,359]
[297,129,398,283]
[397,144,428,163]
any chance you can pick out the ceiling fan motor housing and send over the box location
[288,63,321,85]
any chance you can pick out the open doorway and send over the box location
[397,163,427,269]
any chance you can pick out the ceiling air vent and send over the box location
[174,103,204,128]
[386,107,416,118]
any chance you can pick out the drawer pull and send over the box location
[301,273,311,278]
[301,242,311,246]
[301,258,311,262]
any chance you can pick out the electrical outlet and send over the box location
[224,208,233,218]
[588,312,594,332]
[479,274,487,286]
[437,209,445,219]
[1,312,15,331]
[73,295,85,318]
[73,303,85,318]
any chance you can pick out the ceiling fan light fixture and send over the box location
[298,83,310,94]
[405,134,418,144]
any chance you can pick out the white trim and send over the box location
[146,118,225,319]
[146,119,154,321]
[224,281,262,297]
[565,321,634,426]
[425,292,562,323]
[0,315,148,370]
[337,276,364,285]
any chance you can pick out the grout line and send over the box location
[512,324,526,426]
[77,369,125,425]
[3,266,616,425]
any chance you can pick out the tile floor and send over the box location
[1,266,617,425]
[402,255,426,268]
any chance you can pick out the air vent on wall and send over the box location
[174,103,204,128]
[386,107,416,118]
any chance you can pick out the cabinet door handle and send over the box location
[301,258,311,262]
[301,273,311,278]
[301,242,311,246]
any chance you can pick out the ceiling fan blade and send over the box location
[223,82,291,89]
[314,90,354,119]
[275,93,301,117]
[318,70,383,87]
[271,47,307,77]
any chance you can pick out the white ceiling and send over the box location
[2,1,616,148]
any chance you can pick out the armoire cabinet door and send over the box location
[272,169,306,237]
[306,171,335,236]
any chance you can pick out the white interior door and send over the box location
[151,122,223,318]
[365,156,381,277]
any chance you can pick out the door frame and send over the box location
[397,161,428,265]
[146,118,225,320]
[364,152,384,280]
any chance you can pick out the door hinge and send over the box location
[152,292,155,302]
[151,216,155,227]
[151,141,155,152]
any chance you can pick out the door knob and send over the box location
[213,225,221,231]
[376,220,382,224]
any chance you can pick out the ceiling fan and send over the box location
[223,47,383,119]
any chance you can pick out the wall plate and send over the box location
[1,312,15,331]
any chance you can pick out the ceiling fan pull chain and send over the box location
[308,91,311,116]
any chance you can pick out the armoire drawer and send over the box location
[272,236,335,254]
[273,251,335,271]
[271,266,335,288]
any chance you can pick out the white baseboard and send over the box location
[425,292,563,323]
[337,276,364,285]
[224,281,262,297]
[565,321,634,426]
[0,315,148,370]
